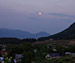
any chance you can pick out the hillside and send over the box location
[0,28,49,39]
[38,22,75,40]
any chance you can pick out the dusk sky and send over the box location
[0,0,75,34]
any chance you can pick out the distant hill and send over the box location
[0,28,49,39]
[38,22,75,40]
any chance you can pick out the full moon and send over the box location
[38,12,42,16]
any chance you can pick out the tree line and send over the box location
[0,38,36,44]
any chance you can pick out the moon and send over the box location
[38,12,42,16]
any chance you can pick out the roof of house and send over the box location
[71,53,75,55]
[49,53,60,57]
[0,57,3,61]
[65,52,71,54]
[15,54,22,58]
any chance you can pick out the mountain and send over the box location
[33,32,50,38]
[38,22,75,40]
[0,28,49,39]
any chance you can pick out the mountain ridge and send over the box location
[38,22,75,40]
[0,28,50,39]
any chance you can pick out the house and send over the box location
[0,57,4,63]
[15,54,22,62]
[0,54,4,63]
[49,38,53,41]
[14,59,17,63]
[71,53,75,57]
[34,49,37,53]
[65,52,75,57]
[65,52,71,56]
[45,53,60,59]
[53,48,57,52]
[45,54,51,59]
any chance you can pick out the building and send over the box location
[71,53,75,57]
[15,54,22,62]
[65,52,71,56]
[45,53,60,59]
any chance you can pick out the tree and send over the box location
[22,51,33,63]
[3,53,13,63]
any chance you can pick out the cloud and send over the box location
[48,13,75,18]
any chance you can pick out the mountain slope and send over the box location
[38,22,75,40]
[33,32,50,38]
[0,28,49,39]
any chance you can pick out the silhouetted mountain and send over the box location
[38,22,75,40]
[0,28,49,39]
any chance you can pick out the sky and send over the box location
[0,0,75,34]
